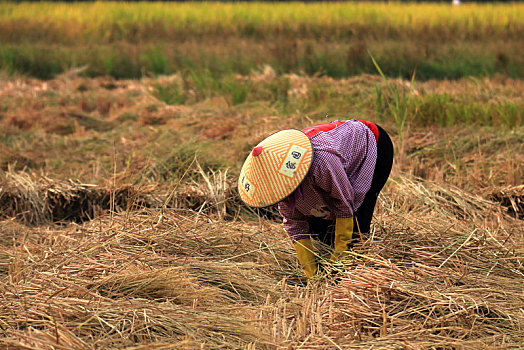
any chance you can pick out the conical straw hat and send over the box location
[238,129,313,207]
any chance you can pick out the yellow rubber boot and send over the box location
[330,217,354,262]
[293,238,318,280]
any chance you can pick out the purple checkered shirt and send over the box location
[278,120,378,242]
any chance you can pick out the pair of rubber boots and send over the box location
[293,217,354,280]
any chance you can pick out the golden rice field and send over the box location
[1,2,522,32]
[0,2,523,79]
[0,2,523,349]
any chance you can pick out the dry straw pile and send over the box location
[0,171,161,225]
[0,169,523,349]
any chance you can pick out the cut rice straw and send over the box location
[0,172,523,348]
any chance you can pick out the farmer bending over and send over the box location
[238,119,393,280]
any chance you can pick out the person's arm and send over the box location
[278,200,310,242]
[278,201,318,279]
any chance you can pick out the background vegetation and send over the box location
[0,2,523,79]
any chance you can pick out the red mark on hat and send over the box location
[252,146,264,157]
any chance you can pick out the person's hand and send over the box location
[329,217,353,262]
[293,238,318,280]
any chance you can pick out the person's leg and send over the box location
[308,217,335,246]
[353,124,394,239]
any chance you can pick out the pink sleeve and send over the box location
[278,200,311,242]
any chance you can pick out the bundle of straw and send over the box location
[0,171,161,225]
[490,185,524,219]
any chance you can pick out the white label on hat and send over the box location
[240,172,255,199]
[279,145,307,178]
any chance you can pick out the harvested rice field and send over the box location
[0,72,522,349]
[0,2,523,349]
